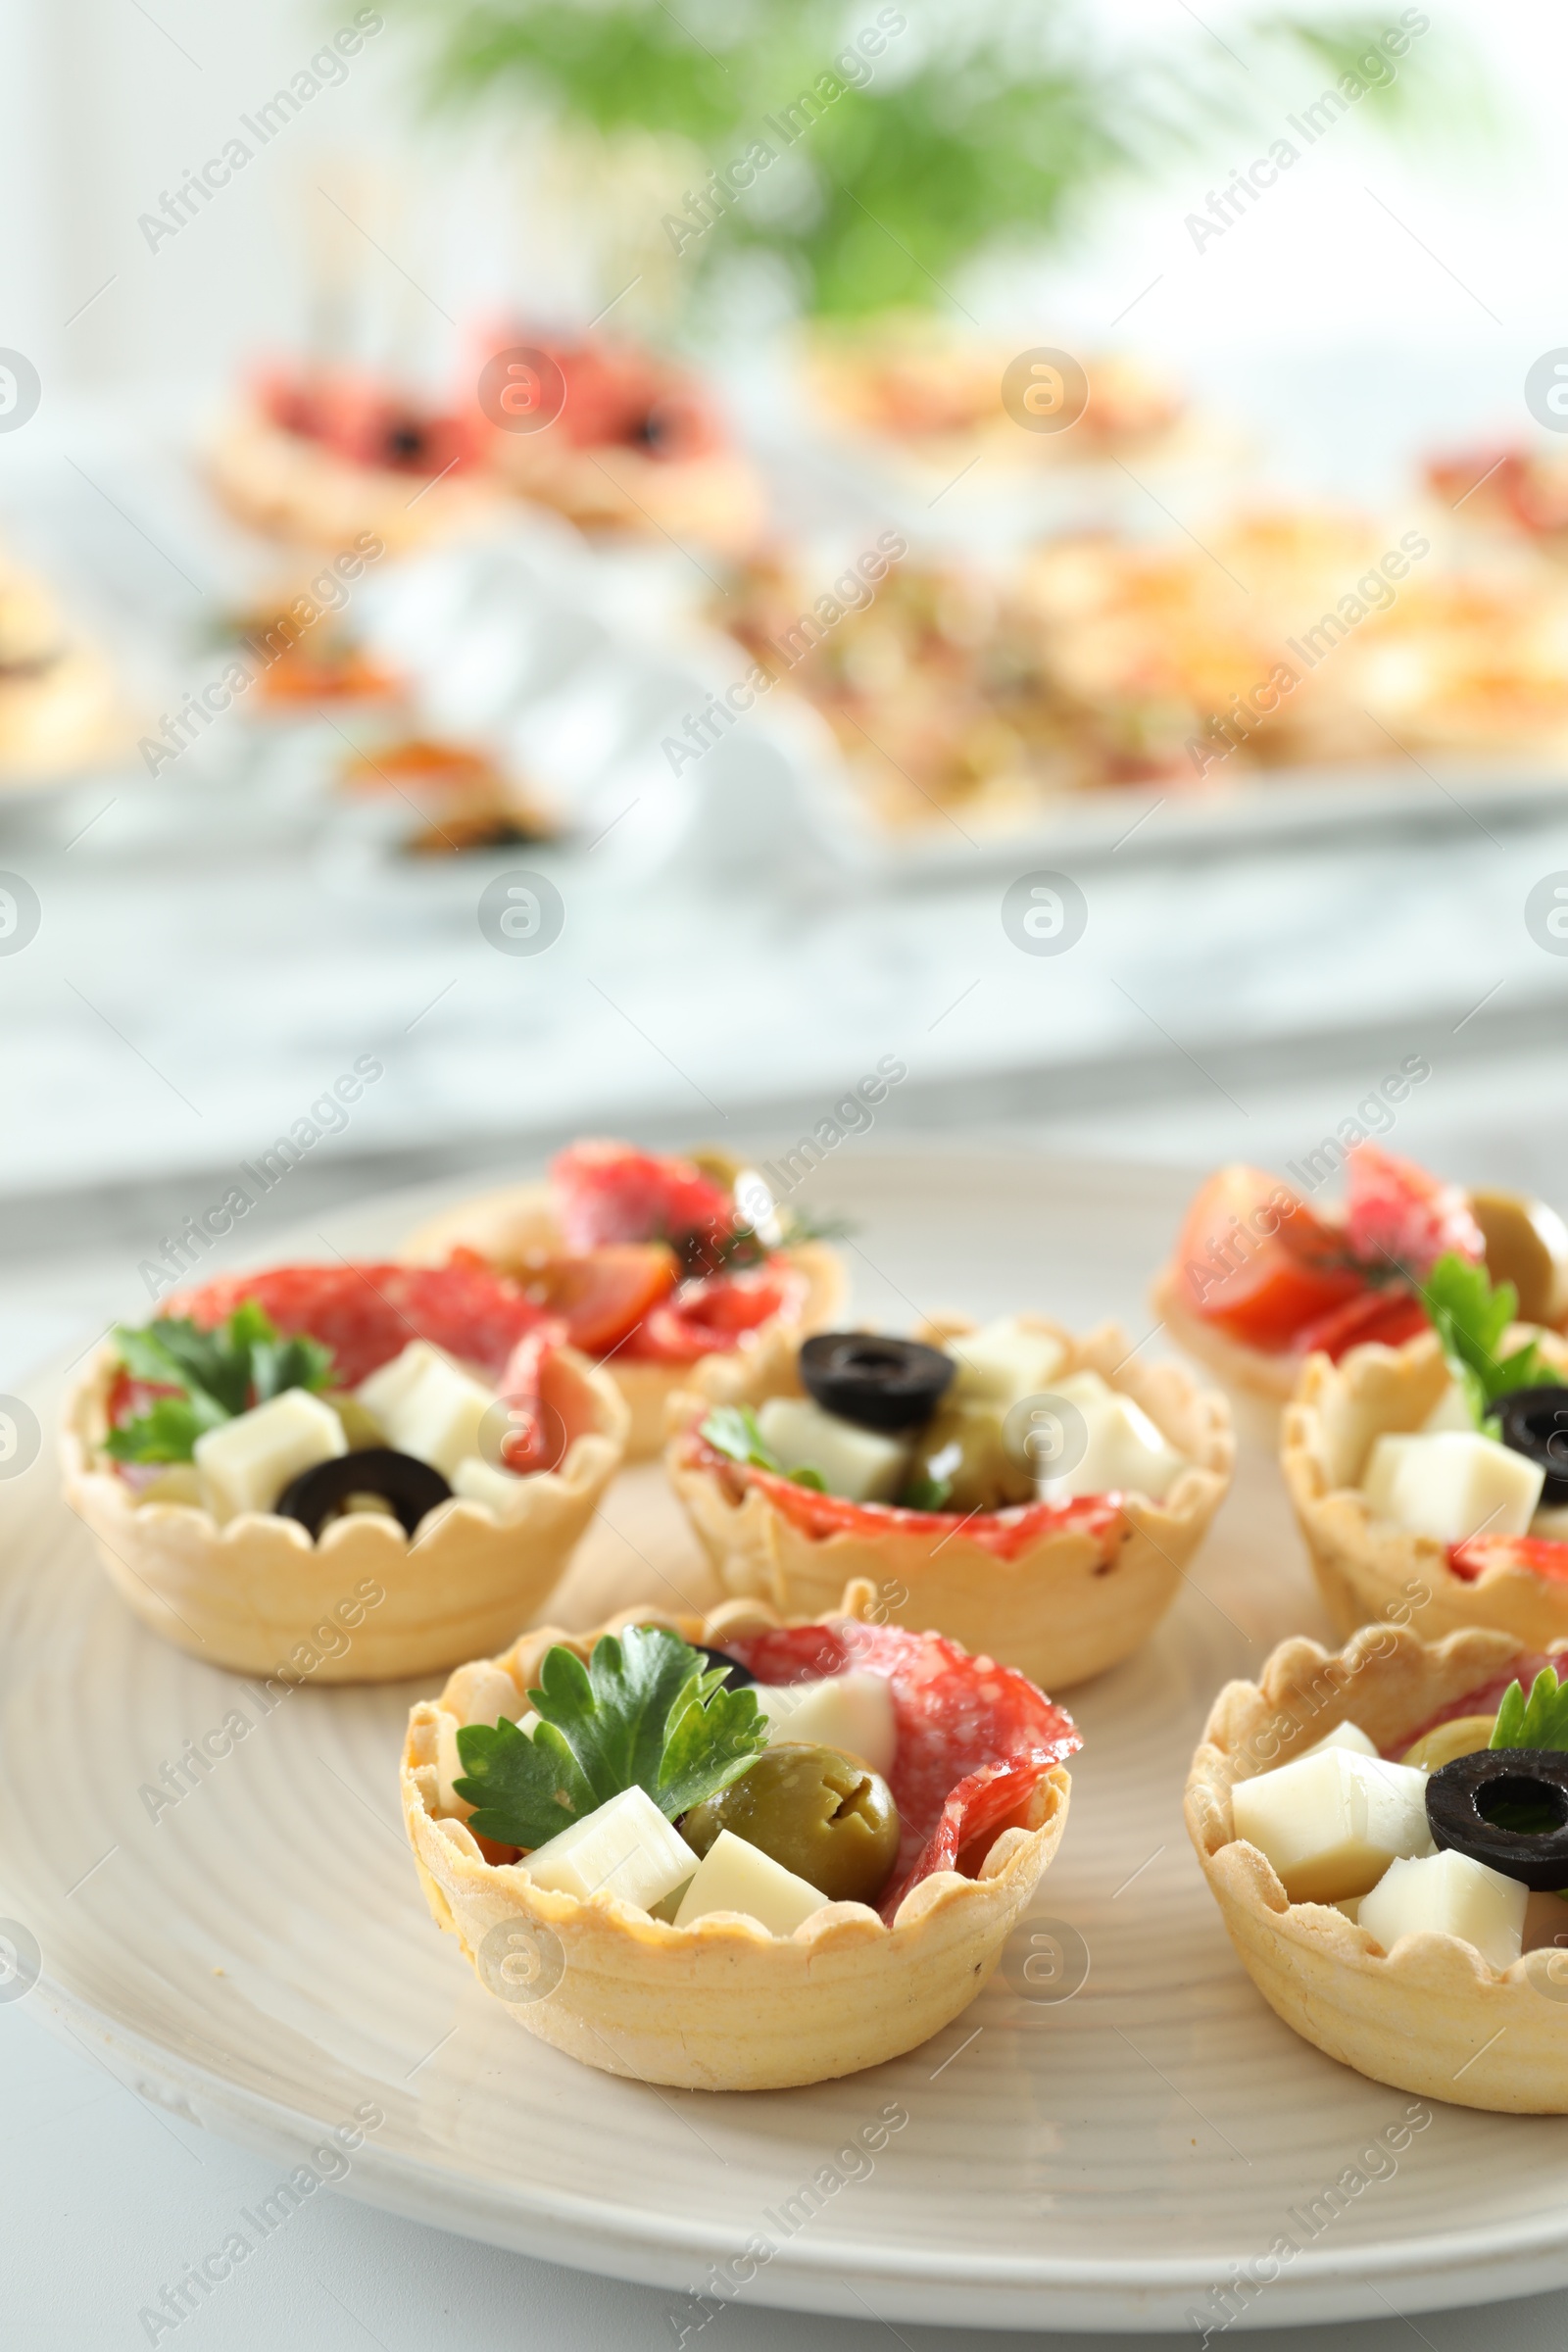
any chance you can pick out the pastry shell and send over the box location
[400,1179,847,1460]
[401,1580,1071,2090]
[1186,1622,1568,2113]
[1149,1260,1298,1444]
[665,1316,1235,1691]
[60,1343,628,1682]
[1281,1326,1568,1647]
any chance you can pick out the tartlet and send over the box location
[401,1142,847,1459]
[1282,1324,1568,1650]
[477,330,765,556]
[62,1267,628,1682]
[665,1315,1234,1691]
[1153,1149,1568,1442]
[1186,1623,1568,2113]
[208,395,496,555]
[400,1580,1077,2091]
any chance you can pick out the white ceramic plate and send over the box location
[8,1151,1568,2333]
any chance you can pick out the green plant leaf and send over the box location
[452,1625,769,1849]
[382,1,1482,318]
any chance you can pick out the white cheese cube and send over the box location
[522,1785,696,1913]
[755,1672,897,1778]
[451,1454,535,1520]
[1231,1747,1434,1903]
[950,1316,1066,1406]
[755,1396,907,1502]
[1359,1849,1527,1974]
[1363,1430,1544,1544]
[672,1828,830,1936]
[1422,1383,1476,1435]
[1297,1720,1380,1762]
[1047,1370,1187,1503]
[194,1388,347,1522]
[357,1341,496,1482]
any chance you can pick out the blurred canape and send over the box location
[216,579,404,713]
[0,556,126,785]
[1021,512,1568,778]
[338,734,558,856]
[713,508,1568,837]
[802,312,1188,470]
[716,552,1098,832]
[208,366,500,553]
[1427,446,1568,555]
[475,327,766,556]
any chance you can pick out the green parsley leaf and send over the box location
[1420,1252,1564,1430]
[103,1395,226,1463]
[1492,1666,1568,1753]
[701,1404,784,1473]
[106,1301,337,1461]
[701,1404,827,1490]
[901,1472,953,1512]
[453,1624,768,1851]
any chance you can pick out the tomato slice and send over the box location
[1450,1536,1568,1586]
[525,1245,677,1354]
[1173,1165,1365,1351]
[1345,1145,1484,1282]
[1291,1285,1430,1360]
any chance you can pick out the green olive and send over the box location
[1470,1190,1568,1328]
[905,1397,1035,1512]
[680,1743,901,1907]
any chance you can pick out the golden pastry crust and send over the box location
[1281,1326,1568,1647]
[206,412,497,554]
[400,1179,847,1459]
[665,1316,1234,1690]
[1186,1624,1568,2112]
[1149,1261,1298,1443]
[60,1343,628,1681]
[401,1580,1071,2090]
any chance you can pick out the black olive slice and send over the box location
[799,1332,955,1433]
[1425,1745,1568,1888]
[1493,1385,1568,1505]
[276,1447,452,1541]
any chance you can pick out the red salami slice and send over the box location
[551,1139,735,1253]
[722,1619,1080,1919]
[703,1441,1127,1565]
[1389,1648,1558,1758]
[171,1262,553,1389]
[621,1266,799,1363]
